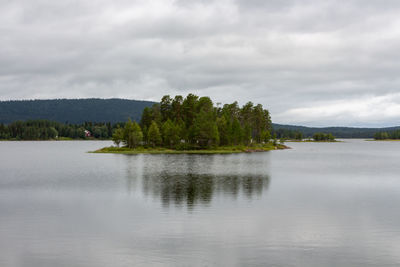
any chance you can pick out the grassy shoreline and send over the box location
[91,144,289,154]
[285,139,339,143]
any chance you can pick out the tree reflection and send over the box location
[124,154,271,208]
[141,172,270,208]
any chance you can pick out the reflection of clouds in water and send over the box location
[124,154,271,208]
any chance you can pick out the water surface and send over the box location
[0,140,400,266]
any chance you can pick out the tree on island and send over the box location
[374,130,400,140]
[147,121,162,147]
[273,128,304,140]
[112,128,124,147]
[114,94,273,150]
[162,119,180,148]
[191,110,220,148]
[123,120,143,148]
[313,132,335,141]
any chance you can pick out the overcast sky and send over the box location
[1,0,400,127]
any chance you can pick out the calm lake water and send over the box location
[1,140,400,266]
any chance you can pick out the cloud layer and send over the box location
[1,0,400,126]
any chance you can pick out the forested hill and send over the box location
[272,123,400,138]
[0,99,155,124]
[1,98,399,138]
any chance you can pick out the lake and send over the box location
[1,140,400,266]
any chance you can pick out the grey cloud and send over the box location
[1,0,400,126]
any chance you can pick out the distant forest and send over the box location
[0,120,123,140]
[0,98,155,124]
[374,130,400,140]
[272,124,400,139]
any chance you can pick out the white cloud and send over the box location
[276,93,400,127]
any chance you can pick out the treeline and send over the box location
[0,120,122,140]
[112,94,272,149]
[374,130,400,140]
[273,128,303,140]
[273,124,400,138]
[273,128,335,141]
[312,132,335,141]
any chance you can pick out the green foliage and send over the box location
[171,95,183,121]
[242,123,252,145]
[123,120,143,148]
[374,130,400,140]
[112,128,124,147]
[0,123,10,139]
[273,124,400,139]
[140,107,153,130]
[273,128,304,140]
[182,94,199,128]
[0,120,120,140]
[216,116,230,146]
[312,132,335,141]
[261,130,271,143]
[147,121,162,147]
[161,119,180,148]
[191,111,219,148]
[136,94,272,150]
[231,118,243,145]
[160,95,173,122]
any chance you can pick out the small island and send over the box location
[309,132,337,142]
[273,129,337,143]
[372,130,400,141]
[94,94,289,154]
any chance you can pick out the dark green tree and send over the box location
[160,95,173,122]
[182,94,199,128]
[230,118,242,145]
[171,95,183,121]
[147,121,162,147]
[140,107,153,130]
[216,116,230,146]
[112,128,124,147]
[191,111,219,148]
[123,120,143,148]
[162,119,180,148]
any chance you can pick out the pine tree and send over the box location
[182,94,199,128]
[160,95,173,122]
[171,95,183,121]
[147,121,162,147]
[231,118,242,145]
[192,111,219,148]
[140,107,153,130]
[162,119,180,148]
[216,116,230,146]
[112,128,124,147]
[123,120,143,148]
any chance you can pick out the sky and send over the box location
[1,0,400,127]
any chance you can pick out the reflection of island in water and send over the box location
[143,172,270,208]
[124,154,271,208]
